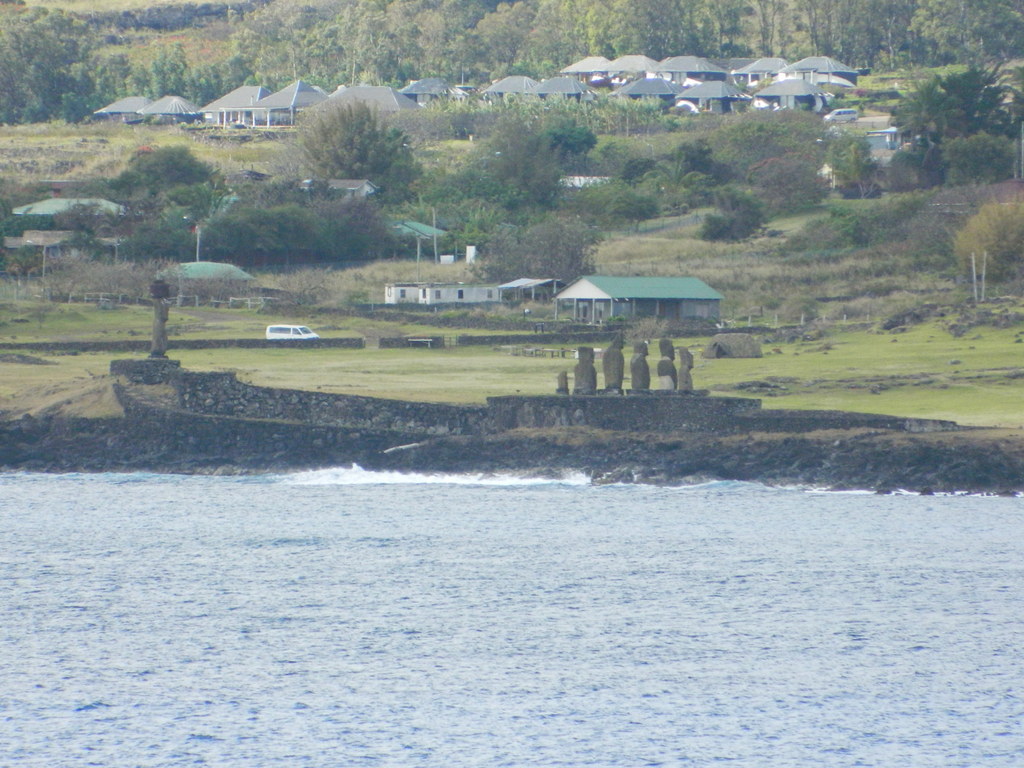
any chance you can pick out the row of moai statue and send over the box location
[558,336,694,395]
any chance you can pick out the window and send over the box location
[487,290,493,299]
[421,288,427,299]
[399,289,406,299]
[435,290,441,299]
[457,289,464,299]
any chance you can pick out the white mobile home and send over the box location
[385,282,498,305]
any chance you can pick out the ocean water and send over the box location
[2,469,1023,767]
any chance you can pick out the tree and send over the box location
[310,198,397,262]
[944,133,1015,186]
[699,186,765,241]
[202,205,320,268]
[953,201,1024,284]
[297,102,420,200]
[472,114,563,211]
[826,135,880,198]
[113,147,215,196]
[474,216,599,282]
[748,153,828,215]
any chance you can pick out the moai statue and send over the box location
[657,337,677,391]
[148,279,171,359]
[556,370,569,395]
[630,341,650,392]
[677,344,694,391]
[602,335,625,393]
[573,346,597,394]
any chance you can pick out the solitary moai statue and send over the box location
[573,346,597,394]
[657,337,677,391]
[677,344,694,391]
[556,370,569,395]
[602,335,625,393]
[630,341,650,391]
[149,279,171,359]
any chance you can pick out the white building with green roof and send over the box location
[555,275,722,323]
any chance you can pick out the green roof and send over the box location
[392,220,446,238]
[577,275,723,300]
[12,198,125,216]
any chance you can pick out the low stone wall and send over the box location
[487,393,763,433]
[175,371,488,436]
[457,331,619,347]
[0,338,365,353]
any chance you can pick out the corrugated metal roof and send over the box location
[12,198,125,216]
[560,276,723,301]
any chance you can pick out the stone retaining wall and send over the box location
[175,371,488,436]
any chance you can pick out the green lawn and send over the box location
[2,303,1022,427]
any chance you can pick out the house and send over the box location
[327,85,421,112]
[138,95,202,122]
[384,282,498,305]
[497,278,565,302]
[92,96,151,122]
[201,85,271,126]
[607,55,661,83]
[301,179,377,197]
[779,56,858,86]
[611,77,683,102]
[676,81,751,113]
[657,56,729,85]
[252,80,328,126]
[398,78,464,104]
[560,56,613,86]
[533,77,597,101]
[554,275,722,323]
[731,58,788,87]
[753,79,829,111]
[482,75,539,99]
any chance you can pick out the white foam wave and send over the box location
[281,464,593,487]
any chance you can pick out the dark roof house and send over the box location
[533,77,596,101]
[327,85,421,112]
[138,96,202,122]
[201,85,271,126]
[676,81,751,113]
[754,79,829,111]
[252,80,328,125]
[612,77,683,102]
[93,96,152,121]
[657,56,729,84]
[398,78,464,104]
[780,56,858,86]
[482,75,539,98]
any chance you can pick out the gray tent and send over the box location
[702,333,762,359]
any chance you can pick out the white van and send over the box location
[265,325,320,340]
[824,108,858,123]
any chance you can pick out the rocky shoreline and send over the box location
[3,408,1023,494]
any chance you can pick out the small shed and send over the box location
[555,275,722,324]
[702,333,762,358]
[497,278,565,302]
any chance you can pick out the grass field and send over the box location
[2,301,1022,427]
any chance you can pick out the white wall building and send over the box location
[384,282,498,305]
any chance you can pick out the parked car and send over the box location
[824,108,858,123]
[265,325,320,340]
